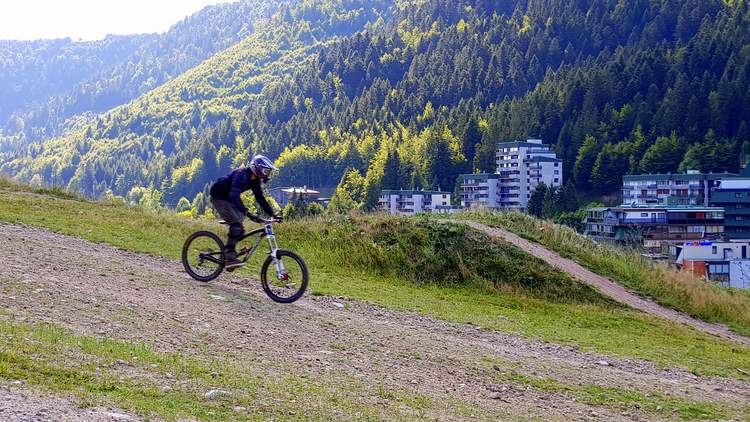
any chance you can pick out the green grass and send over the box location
[0,183,748,383]
[483,364,740,421]
[480,355,749,420]
[457,210,750,338]
[2,315,741,421]
[0,316,491,421]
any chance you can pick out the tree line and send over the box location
[2,0,749,215]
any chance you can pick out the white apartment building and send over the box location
[621,170,734,206]
[378,190,451,215]
[459,173,500,209]
[461,139,562,210]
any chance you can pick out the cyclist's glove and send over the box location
[273,214,284,223]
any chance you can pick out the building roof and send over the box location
[590,205,724,212]
[461,173,500,180]
[714,179,750,190]
[524,156,562,163]
[623,172,737,182]
[497,140,551,149]
[281,187,320,195]
[381,189,450,196]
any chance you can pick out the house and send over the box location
[584,205,725,253]
[378,190,451,215]
[271,187,321,208]
[460,139,562,211]
[673,241,750,288]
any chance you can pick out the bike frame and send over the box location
[236,223,287,278]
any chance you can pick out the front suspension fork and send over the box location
[265,225,287,279]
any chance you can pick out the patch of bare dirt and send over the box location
[0,383,139,422]
[0,223,748,420]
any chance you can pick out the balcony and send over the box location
[642,232,709,241]
[622,217,668,224]
[667,219,723,225]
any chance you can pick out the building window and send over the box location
[554,162,559,167]
[641,213,649,218]
[737,193,743,198]
[712,246,717,254]
[554,178,559,183]
[554,170,559,175]
[709,264,729,274]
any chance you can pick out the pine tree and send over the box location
[381,149,402,190]
[527,183,547,217]
[573,135,599,191]
[639,133,685,174]
[462,116,482,169]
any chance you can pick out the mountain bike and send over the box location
[181,215,308,303]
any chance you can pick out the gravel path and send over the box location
[1,222,748,420]
[0,383,139,422]
[447,220,750,346]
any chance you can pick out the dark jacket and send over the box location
[210,168,274,216]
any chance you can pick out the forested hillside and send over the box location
[2,0,750,212]
[0,0,281,144]
[0,35,153,136]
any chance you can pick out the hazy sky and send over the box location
[0,0,233,41]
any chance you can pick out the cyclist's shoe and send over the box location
[224,251,245,272]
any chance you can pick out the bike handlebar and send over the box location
[247,214,281,224]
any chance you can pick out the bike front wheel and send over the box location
[261,250,308,303]
[182,231,225,282]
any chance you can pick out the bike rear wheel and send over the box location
[182,231,225,282]
[261,250,308,303]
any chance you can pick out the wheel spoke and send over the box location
[183,232,224,282]
[262,251,308,303]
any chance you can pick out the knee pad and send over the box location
[228,224,244,240]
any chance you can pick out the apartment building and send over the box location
[622,171,736,206]
[710,178,750,240]
[378,190,451,215]
[460,139,562,210]
[584,205,725,253]
[459,173,500,209]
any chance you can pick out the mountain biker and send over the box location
[209,154,281,270]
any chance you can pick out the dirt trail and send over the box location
[0,386,138,422]
[0,222,749,421]
[448,219,750,346]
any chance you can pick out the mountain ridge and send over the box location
[1,0,749,211]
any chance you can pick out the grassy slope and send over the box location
[0,180,748,383]
[458,211,750,338]
[0,315,479,421]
